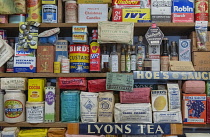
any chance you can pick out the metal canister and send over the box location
[54,62,61,73]
[61,58,70,73]
[9,14,26,23]
[65,1,77,23]
[195,0,208,21]
[27,0,42,23]
[69,44,89,73]
[42,4,57,23]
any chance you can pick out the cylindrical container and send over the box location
[0,15,8,23]
[0,29,7,40]
[65,1,77,23]
[42,4,57,23]
[54,62,61,73]
[27,0,42,23]
[195,0,208,21]
[69,44,89,73]
[26,101,44,123]
[0,91,4,121]
[0,65,5,73]
[4,90,26,123]
[9,14,26,23]
[61,59,70,73]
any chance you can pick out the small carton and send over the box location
[72,26,88,34]
[72,33,88,43]
[167,83,181,111]
[78,4,108,23]
[153,111,182,123]
[151,90,168,111]
[28,79,45,102]
[1,78,27,90]
[45,86,55,123]
[14,56,36,73]
[179,39,191,61]
[182,81,205,94]
[55,40,68,62]
[182,94,206,124]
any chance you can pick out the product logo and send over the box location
[90,53,100,59]
[181,41,189,48]
[5,100,23,118]
[45,91,55,105]
[30,91,39,98]
[114,0,140,5]
[152,1,171,7]
[84,99,95,112]
[100,101,110,111]
[173,6,193,12]
[124,13,146,19]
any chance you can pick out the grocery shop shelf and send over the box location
[184,124,210,129]
[0,122,67,127]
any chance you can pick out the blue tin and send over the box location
[42,4,57,23]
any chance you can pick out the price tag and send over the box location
[106,73,134,92]
[145,23,164,46]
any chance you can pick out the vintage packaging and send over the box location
[148,45,160,71]
[90,32,100,72]
[45,86,55,123]
[192,52,210,71]
[61,58,70,73]
[59,77,87,91]
[54,62,61,73]
[65,1,77,23]
[182,81,205,94]
[26,101,44,123]
[206,81,210,96]
[80,92,98,123]
[112,8,151,22]
[207,96,210,123]
[18,129,48,137]
[0,0,26,14]
[28,79,45,102]
[0,15,8,23]
[72,26,88,33]
[15,43,35,56]
[98,92,115,122]
[133,83,158,89]
[69,44,89,73]
[72,33,88,43]
[112,0,151,8]
[172,0,194,22]
[42,4,57,23]
[183,94,206,124]
[14,56,36,73]
[42,0,56,4]
[88,79,109,92]
[27,0,42,23]
[55,40,68,62]
[185,133,210,137]
[167,83,181,111]
[0,29,7,40]
[120,88,151,103]
[78,4,108,23]
[195,0,208,21]
[151,0,172,22]
[151,90,168,111]
[77,0,111,3]
[1,78,27,90]
[114,103,152,123]
[9,14,26,23]
[48,128,66,137]
[179,39,191,61]
[190,31,210,51]
[153,111,182,123]
[61,90,80,122]
[37,45,55,73]
[2,127,19,137]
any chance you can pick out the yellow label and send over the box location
[77,0,111,4]
[54,62,61,73]
[90,42,100,54]
[28,79,44,102]
[69,53,90,63]
[5,100,23,118]
[42,0,56,4]
[122,9,150,22]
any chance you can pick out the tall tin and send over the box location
[195,0,208,21]
[27,0,42,23]
[65,1,77,23]
[42,4,57,23]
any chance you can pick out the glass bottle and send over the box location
[6,39,15,73]
[125,45,131,73]
[143,45,152,71]
[101,62,110,73]
[160,38,169,71]
[135,36,146,59]
[101,45,109,71]
[110,44,119,72]
[131,45,137,72]
[170,41,178,61]
[136,46,144,71]
[120,45,126,73]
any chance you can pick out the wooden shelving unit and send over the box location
[0,122,67,127]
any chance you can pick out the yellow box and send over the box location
[18,128,48,137]
[122,9,150,22]
[42,0,56,4]
[77,0,111,4]
[28,79,45,102]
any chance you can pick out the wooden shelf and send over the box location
[184,124,210,129]
[0,122,67,127]
[0,73,113,78]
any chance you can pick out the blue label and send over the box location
[172,0,194,13]
[14,67,36,73]
[42,6,57,23]
[79,123,171,135]
[70,62,89,73]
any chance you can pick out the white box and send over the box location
[151,59,160,71]
[167,83,181,111]
[14,56,36,73]
[153,111,182,123]
[1,78,27,90]
[78,4,108,23]
[45,86,55,123]
[179,39,191,61]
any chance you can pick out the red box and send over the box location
[59,77,87,91]
[120,88,151,103]
[182,81,205,94]
[207,97,210,123]
[88,79,109,92]
[182,94,206,124]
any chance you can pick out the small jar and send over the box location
[4,90,26,123]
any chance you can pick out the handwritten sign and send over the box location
[133,71,210,80]
[106,73,134,92]
[79,123,171,135]
[98,21,134,45]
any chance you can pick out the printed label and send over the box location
[179,39,191,61]
[42,5,57,23]
[5,100,23,118]
[90,42,100,71]
[27,105,44,122]
[101,54,109,68]
[167,83,181,111]
[121,55,126,72]
[45,91,55,105]
[160,56,169,71]
[111,55,119,72]
[131,55,136,71]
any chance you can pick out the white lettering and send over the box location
[88,125,95,133]
[174,6,193,12]
[115,125,123,133]
[147,125,154,134]
[155,125,164,134]
[104,125,113,134]
[94,125,103,133]
[125,124,131,133]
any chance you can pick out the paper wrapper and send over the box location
[59,77,87,91]
[0,38,14,67]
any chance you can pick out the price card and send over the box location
[106,73,134,92]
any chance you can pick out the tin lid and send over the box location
[65,0,76,3]
[5,90,22,92]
